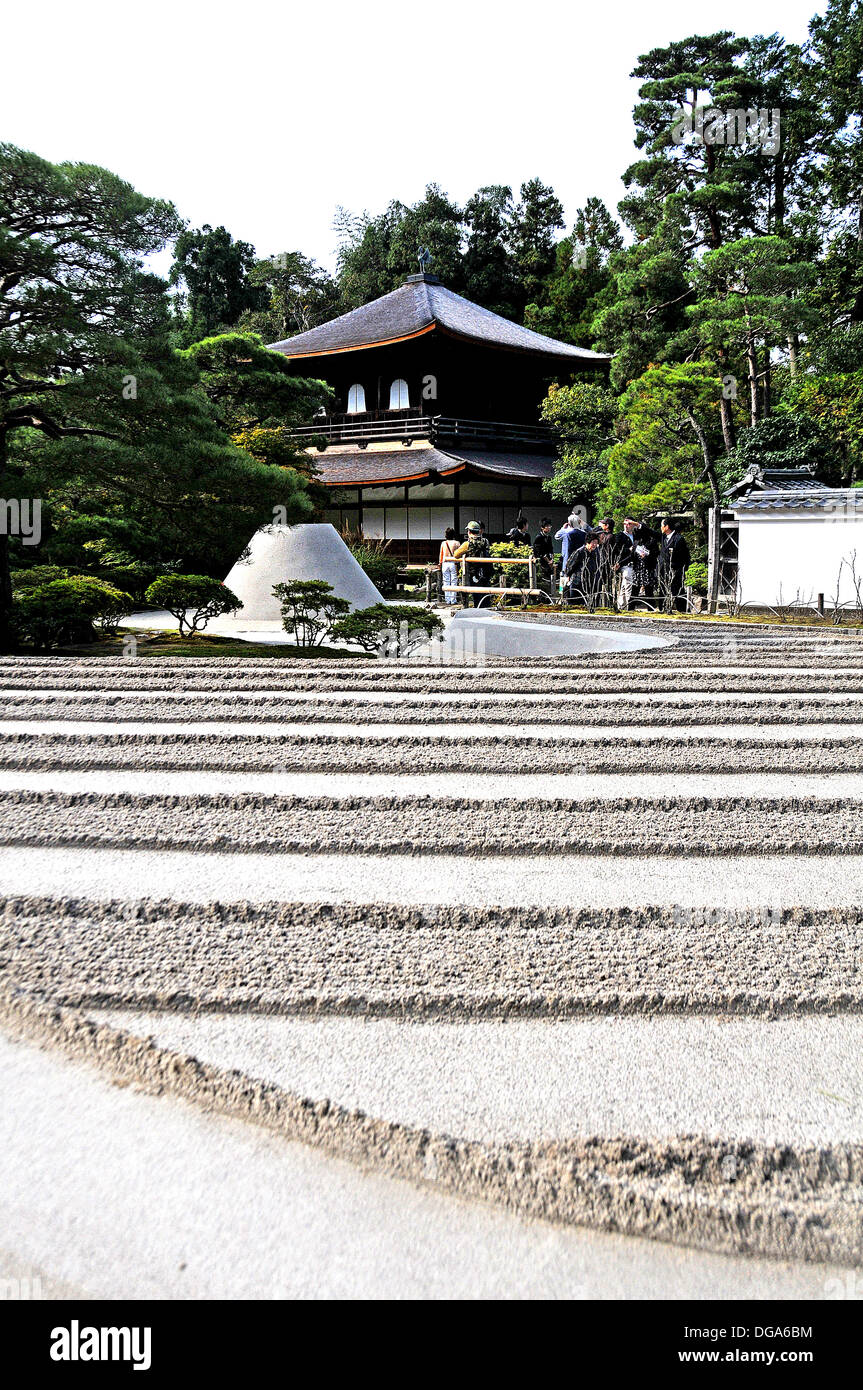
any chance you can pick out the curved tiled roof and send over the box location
[312,445,555,488]
[270,275,610,363]
[733,489,863,513]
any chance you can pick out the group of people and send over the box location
[437,514,692,611]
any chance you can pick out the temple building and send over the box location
[269,272,611,561]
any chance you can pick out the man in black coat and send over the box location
[564,532,603,605]
[657,519,691,612]
[532,518,555,583]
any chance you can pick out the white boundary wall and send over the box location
[735,504,863,607]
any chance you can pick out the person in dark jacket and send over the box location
[564,532,602,604]
[657,519,691,612]
[532,518,555,582]
[476,520,495,587]
[594,526,628,608]
[506,517,531,547]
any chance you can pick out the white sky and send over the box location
[5,0,819,273]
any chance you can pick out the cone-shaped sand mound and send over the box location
[222,523,383,623]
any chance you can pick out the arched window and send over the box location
[347,384,366,414]
[389,378,410,410]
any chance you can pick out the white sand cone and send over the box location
[220,523,384,626]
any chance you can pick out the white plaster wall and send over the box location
[737,513,863,607]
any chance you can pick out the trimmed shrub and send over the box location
[331,602,445,656]
[685,562,709,595]
[11,566,70,591]
[13,578,134,649]
[145,575,243,637]
[489,541,531,588]
[272,579,350,647]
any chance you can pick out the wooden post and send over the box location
[707,505,722,615]
[528,555,537,593]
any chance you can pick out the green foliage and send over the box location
[180,331,331,497]
[11,565,69,590]
[725,412,838,483]
[541,380,618,507]
[687,237,818,425]
[6,7,863,654]
[333,178,589,334]
[180,332,330,433]
[600,363,724,522]
[13,577,133,649]
[354,552,399,594]
[242,251,341,343]
[685,562,709,594]
[145,575,242,637]
[462,186,518,318]
[331,603,444,656]
[526,198,623,346]
[0,144,320,650]
[339,526,399,594]
[169,224,265,341]
[781,346,863,484]
[335,185,466,305]
[489,541,531,587]
[272,580,350,647]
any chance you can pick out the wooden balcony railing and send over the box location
[291,413,554,451]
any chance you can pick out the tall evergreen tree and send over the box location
[529,197,623,346]
[169,224,265,341]
[242,251,341,342]
[463,185,517,317]
[508,178,565,319]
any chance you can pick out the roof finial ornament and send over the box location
[417,245,432,274]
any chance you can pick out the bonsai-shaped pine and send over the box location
[331,603,444,656]
[145,575,243,637]
[272,579,350,647]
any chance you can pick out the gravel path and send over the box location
[3,769,863,800]
[93,1010,863,1147]
[4,632,863,1282]
[2,789,863,856]
[3,1033,839,1300]
[3,844,863,906]
[4,896,863,1016]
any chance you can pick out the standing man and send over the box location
[477,520,495,589]
[602,521,633,609]
[532,518,555,584]
[453,520,491,607]
[591,519,628,609]
[658,518,691,612]
[620,517,659,610]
